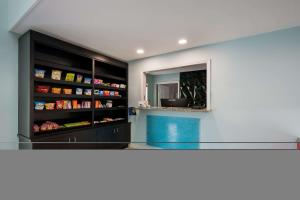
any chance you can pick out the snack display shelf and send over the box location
[94,73,126,82]
[93,120,127,128]
[33,124,93,137]
[94,96,126,100]
[94,84,126,91]
[35,54,92,75]
[35,109,93,113]
[94,107,127,111]
[34,77,92,87]
[34,93,92,99]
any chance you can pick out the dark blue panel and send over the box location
[147,115,200,149]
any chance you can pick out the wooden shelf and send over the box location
[33,124,92,137]
[94,85,126,91]
[34,77,92,87]
[34,93,92,99]
[94,120,127,128]
[35,109,93,113]
[35,56,92,75]
[95,107,127,111]
[94,73,126,81]
[94,96,127,100]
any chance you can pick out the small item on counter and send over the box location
[56,100,64,110]
[84,89,92,96]
[36,85,50,93]
[94,79,103,85]
[84,77,92,84]
[63,88,72,95]
[51,87,61,94]
[77,104,81,109]
[76,88,83,95]
[106,100,113,108]
[34,101,45,110]
[120,84,127,89]
[51,70,62,80]
[104,90,110,96]
[76,74,83,83]
[35,69,46,78]
[99,90,104,96]
[81,101,91,109]
[63,100,72,110]
[109,91,115,96]
[72,100,78,109]
[45,103,55,110]
[65,73,75,82]
[94,90,100,95]
[111,83,120,88]
[40,121,60,132]
[114,91,119,96]
[33,124,40,133]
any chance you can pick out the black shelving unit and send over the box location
[18,30,130,149]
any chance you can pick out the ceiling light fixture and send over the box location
[178,39,187,45]
[136,49,145,54]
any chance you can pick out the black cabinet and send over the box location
[18,30,130,149]
[96,123,130,148]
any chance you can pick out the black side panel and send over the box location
[18,32,32,138]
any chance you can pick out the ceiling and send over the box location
[11,0,300,61]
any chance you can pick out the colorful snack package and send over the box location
[45,103,55,110]
[51,70,62,80]
[84,89,92,96]
[76,74,83,83]
[51,87,61,94]
[65,73,75,82]
[34,101,45,110]
[84,77,92,84]
[36,85,50,93]
[63,88,72,95]
[72,100,78,109]
[56,100,64,110]
[35,69,46,78]
[76,88,83,95]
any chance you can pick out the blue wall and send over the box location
[129,26,300,149]
[0,0,20,149]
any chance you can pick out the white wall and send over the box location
[129,27,300,149]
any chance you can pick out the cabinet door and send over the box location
[72,130,97,149]
[32,130,97,149]
[114,123,131,143]
[72,130,96,142]
[96,123,130,149]
[32,134,72,149]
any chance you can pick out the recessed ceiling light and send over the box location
[137,49,145,54]
[178,39,187,45]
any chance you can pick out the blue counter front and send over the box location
[147,115,200,149]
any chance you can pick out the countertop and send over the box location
[135,106,211,112]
